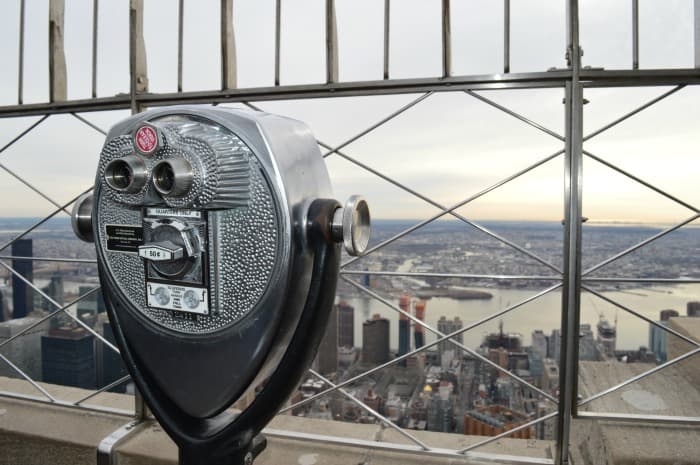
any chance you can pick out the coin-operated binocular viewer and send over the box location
[71,107,370,465]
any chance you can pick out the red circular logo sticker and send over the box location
[135,126,158,154]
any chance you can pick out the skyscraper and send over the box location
[11,239,33,319]
[98,320,128,392]
[531,330,547,358]
[41,330,96,389]
[398,295,411,365]
[337,301,354,348]
[437,316,463,360]
[414,300,426,349]
[597,318,617,358]
[687,302,700,317]
[649,309,679,363]
[316,304,338,374]
[362,314,390,365]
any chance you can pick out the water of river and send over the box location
[342,283,700,353]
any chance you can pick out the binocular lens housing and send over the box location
[104,155,148,194]
[153,158,194,198]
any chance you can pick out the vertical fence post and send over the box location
[275,0,281,86]
[129,0,148,113]
[504,0,510,73]
[695,0,700,67]
[18,0,26,105]
[383,0,390,80]
[177,0,184,92]
[632,0,639,69]
[442,0,451,78]
[557,1,583,464]
[91,0,99,97]
[326,0,338,84]
[221,0,237,90]
[49,0,67,102]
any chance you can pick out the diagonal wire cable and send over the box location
[0,186,93,255]
[317,138,563,274]
[465,90,565,141]
[0,260,119,354]
[343,276,558,403]
[0,353,56,402]
[71,112,107,135]
[245,100,563,274]
[74,375,131,406]
[320,92,433,158]
[341,270,562,281]
[341,149,564,271]
[0,287,102,351]
[579,347,700,408]
[583,150,699,213]
[281,284,561,414]
[458,410,558,454]
[0,162,71,215]
[0,255,96,263]
[308,369,431,450]
[582,212,700,276]
[582,85,685,142]
[0,115,50,157]
[582,286,700,348]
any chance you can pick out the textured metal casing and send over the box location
[93,107,332,418]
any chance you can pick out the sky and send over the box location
[0,0,698,225]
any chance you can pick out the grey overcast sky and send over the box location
[0,0,698,225]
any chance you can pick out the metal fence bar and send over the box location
[504,0,510,73]
[582,277,700,283]
[221,0,237,90]
[459,411,558,454]
[71,112,107,135]
[74,375,131,406]
[557,1,583,461]
[0,287,101,352]
[466,90,565,141]
[0,115,50,156]
[583,150,699,213]
[129,0,148,113]
[343,276,559,404]
[632,0,639,69]
[274,0,281,85]
[92,0,99,98]
[579,347,700,407]
[0,255,96,263]
[49,0,67,102]
[321,92,433,158]
[695,0,700,68]
[326,0,338,84]
[582,286,700,348]
[0,390,133,416]
[0,260,120,354]
[583,212,700,276]
[582,85,685,142]
[0,162,71,214]
[342,149,564,270]
[17,0,25,104]
[177,0,184,92]
[0,353,57,402]
[442,0,451,78]
[383,0,390,79]
[341,270,562,281]
[576,412,700,424]
[308,369,431,450]
[282,284,560,413]
[264,428,554,464]
[0,186,93,254]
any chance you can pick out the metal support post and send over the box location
[556,2,583,464]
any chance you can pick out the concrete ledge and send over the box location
[0,376,555,465]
